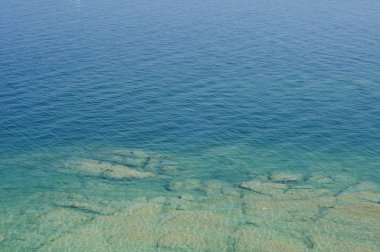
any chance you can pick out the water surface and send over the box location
[1,0,380,251]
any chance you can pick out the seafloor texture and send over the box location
[0,147,379,251]
[1,0,380,251]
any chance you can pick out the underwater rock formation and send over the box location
[157,231,206,250]
[63,148,178,182]
[93,147,177,174]
[232,226,308,252]
[167,179,202,191]
[1,162,380,251]
[67,159,155,180]
[239,180,288,196]
[270,172,303,182]
[36,172,380,251]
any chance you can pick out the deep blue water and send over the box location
[1,0,380,250]
[1,0,380,152]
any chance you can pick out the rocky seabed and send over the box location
[0,148,379,251]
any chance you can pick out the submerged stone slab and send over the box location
[67,159,155,180]
[324,203,380,229]
[220,184,240,195]
[199,179,233,197]
[311,233,379,252]
[54,201,114,215]
[233,226,307,252]
[0,233,4,242]
[243,195,336,225]
[332,174,357,186]
[240,176,333,200]
[309,219,380,244]
[203,180,229,190]
[40,225,111,252]
[179,194,195,201]
[307,173,334,184]
[99,203,163,250]
[149,196,167,204]
[167,179,202,191]
[42,192,118,215]
[157,231,206,251]
[239,180,287,196]
[38,208,90,231]
[145,159,177,173]
[99,147,177,174]
[196,193,244,218]
[162,210,229,231]
[344,181,379,193]
[337,191,380,205]
[105,148,150,161]
[270,172,303,182]
[85,147,151,169]
[280,188,331,200]
[166,196,197,210]
[161,210,232,250]
[43,203,164,251]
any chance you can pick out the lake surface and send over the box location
[1,0,380,251]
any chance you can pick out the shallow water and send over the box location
[1,0,380,251]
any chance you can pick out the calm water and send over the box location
[1,0,380,251]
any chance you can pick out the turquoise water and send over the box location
[1,0,380,251]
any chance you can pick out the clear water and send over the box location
[1,0,380,251]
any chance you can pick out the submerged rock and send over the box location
[105,154,147,168]
[161,210,232,250]
[157,231,206,251]
[242,193,336,225]
[233,226,308,252]
[270,172,303,182]
[103,203,163,250]
[105,148,150,166]
[0,233,4,242]
[197,191,244,217]
[98,147,177,174]
[344,181,379,193]
[67,159,155,180]
[36,208,91,242]
[307,173,334,184]
[324,203,380,229]
[42,203,163,251]
[145,159,177,173]
[199,179,234,197]
[166,197,195,210]
[159,162,177,173]
[15,168,380,251]
[332,174,357,186]
[311,233,380,252]
[40,192,118,215]
[337,190,380,205]
[239,180,287,196]
[149,196,167,204]
[162,210,229,230]
[336,181,380,205]
[221,186,241,197]
[204,180,229,190]
[54,201,114,215]
[41,225,111,252]
[308,218,380,244]
[179,194,195,201]
[281,188,331,200]
[167,179,202,191]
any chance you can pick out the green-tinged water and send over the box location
[0,146,379,251]
[1,0,380,250]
